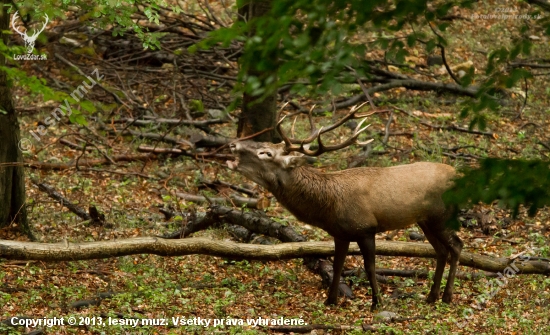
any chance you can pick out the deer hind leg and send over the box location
[325,238,350,305]
[418,222,449,303]
[438,230,463,303]
[357,234,380,311]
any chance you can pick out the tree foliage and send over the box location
[0,0,170,126]
[445,159,550,229]
[198,0,548,124]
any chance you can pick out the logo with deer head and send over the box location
[11,11,49,54]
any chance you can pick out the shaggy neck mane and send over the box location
[270,166,346,223]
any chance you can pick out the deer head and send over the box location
[227,141,304,189]
[12,11,49,54]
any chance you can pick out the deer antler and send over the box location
[277,102,373,156]
[29,14,49,39]
[11,12,26,37]
[11,12,49,38]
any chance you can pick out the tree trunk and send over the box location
[0,3,32,238]
[237,0,281,143]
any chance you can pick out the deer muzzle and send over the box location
[226,143,239,170]
[226,159,239,170]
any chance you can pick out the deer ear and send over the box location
[281,155,308,168]
[274,142,286,149]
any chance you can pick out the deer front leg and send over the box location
[357,234,381,311]
[325,238,350,305]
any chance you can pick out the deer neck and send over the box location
[269,166,341,226]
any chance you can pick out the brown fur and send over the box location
[228,141,463,310]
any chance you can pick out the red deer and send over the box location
[227,105,463,310]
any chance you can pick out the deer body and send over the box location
[228,140,463,310]
[269,163,455,239]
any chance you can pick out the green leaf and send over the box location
[521,39,532,55]
[426,39,437,53]
[331,82,343,95]
[505,68,533,88]
[510,44,522,60]
[69,112,88,126]
[444,159,550,223]
[406,34,416,47]
[438,23,450,31]
[293,33,310,48]
[189,100,204,112]
[79,100,97,113]
[395,48,408,63]
[187,44,198,54]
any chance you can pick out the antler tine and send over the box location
[295,105,321,144]
[276,114,294,148]
[319,102,370,135]
[278,119,321,154]
[276,102,291,147]
[11,12,25,36]
[291,104,320,144]
[307,105,316,135]
[354,118,374,145]
[276,102,306,124]
[291,115,298,138]
[278,101,290,114]
[354,116,370,134]
[277,112,311,153]
[303,117,372,156]
[277,103,372,156]
[31,13,49,38]
[315,123,372,156]
[277,104,321,152]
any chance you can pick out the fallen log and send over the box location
[175,192,269,210]
[343,268,499,280]
[114,117,228,127]
[1,237,549,275]
[199,180,259,197]
[24,154,154,170]
[123,130,194,149]
[208,206,305,243]
[137,145,185,155]
[31,179,91,221]
[269,324,365,333]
